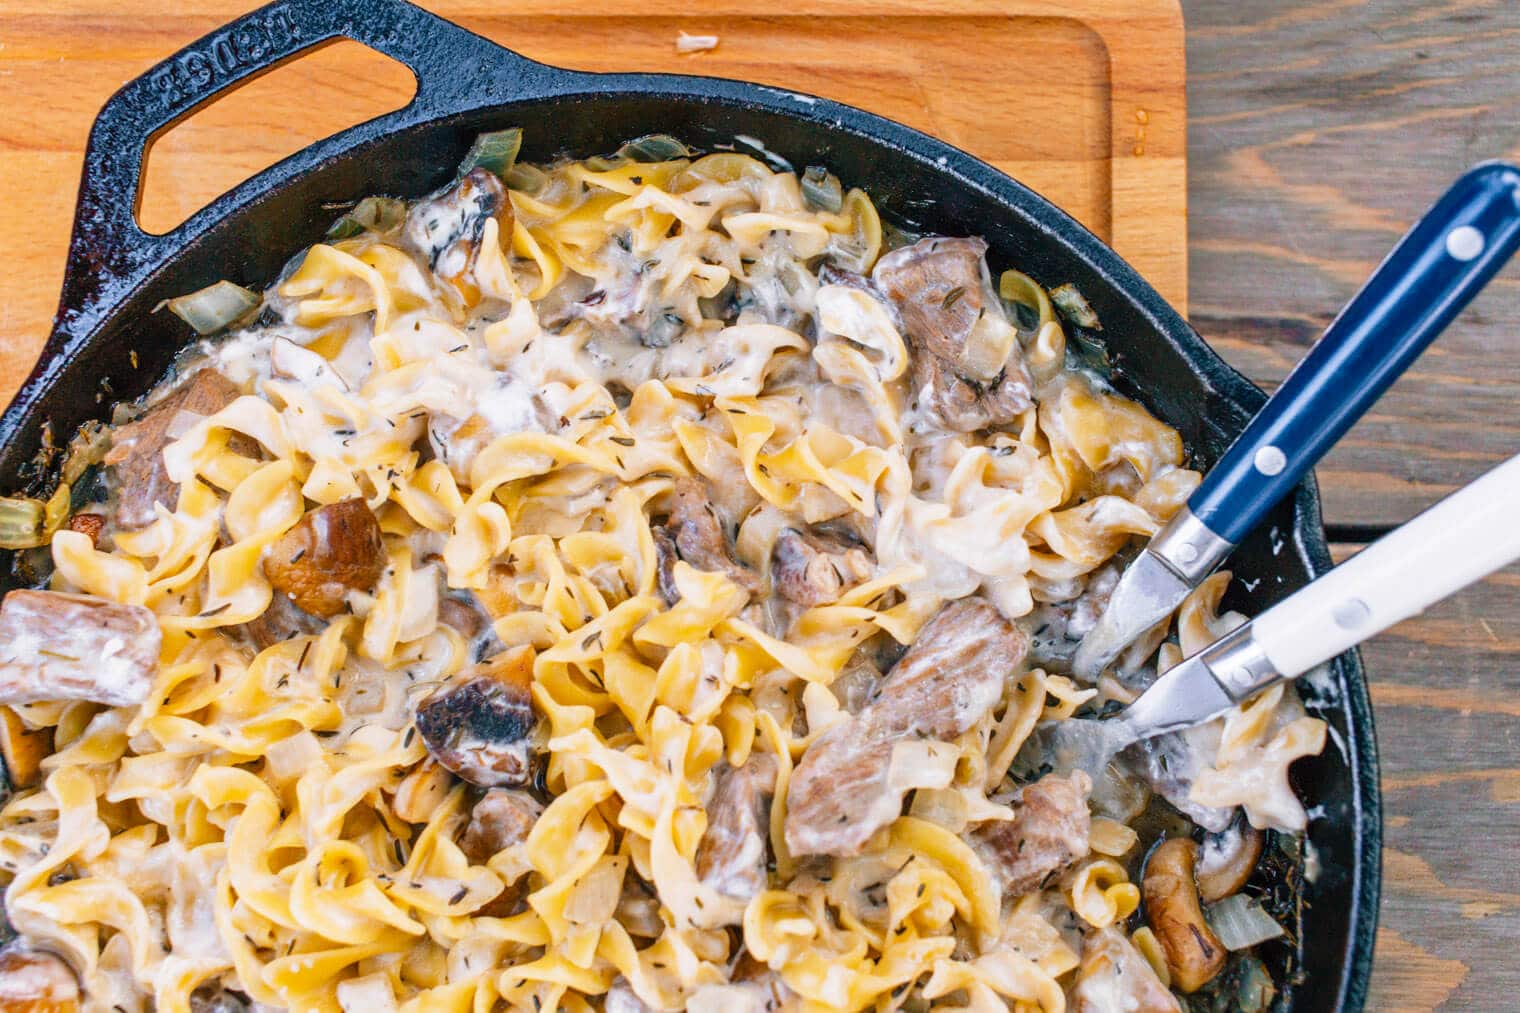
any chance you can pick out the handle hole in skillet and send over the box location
[136,39,416,235]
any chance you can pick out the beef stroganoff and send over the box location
[0,132,1326,1011]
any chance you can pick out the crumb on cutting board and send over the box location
[677,31,719,53]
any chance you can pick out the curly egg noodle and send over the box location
[0,144,1325,1011]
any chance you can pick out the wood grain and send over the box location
[1182,0,1520,529]
[1334,545,1520,1011]
[0,0,1186,413]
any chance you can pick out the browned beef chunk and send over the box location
[0,590,161,707]
[415,646,536,787]
[695,752,778,908]
[105,369,246,529]
[243,591,325,651]
[910,344,1034,433]
[0,943,80,1010]
[873,236,1035,432]
[263,499,385,618]
[1074,927,1181,1013]
[969,771,1092,898]
[785,598,1026,856]
[460,787,543,864]
[770,526,874,607]
[402,168,513,308]
[661,478,761,596]
[872,237,990,364]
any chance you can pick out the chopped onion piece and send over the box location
[1205,893,1285,951]
[0,497,46,550]
[1051,282,1101,330]
[156,280,262,336]
[504,162,548,195]
[324,196,407,241]
[801,165,843,214]
[458,127,524,180]
[617,134,696,163]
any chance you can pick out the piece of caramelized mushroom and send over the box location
[413,645,537,787]
[263,499,385,618]
[1196,819,1266,904]
[1142,837,1228,993]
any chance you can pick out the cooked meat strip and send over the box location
[873,236,1035,432]
[460,787,543,863]
[402,167,513,307]
[0,943,80,1009]
[909,346,1033,433]
[415,645,536,787]
[1073,926,1181,1013]
[770,526,874,607]
[785,598,1026,856]
[263,499,385,618]
[662,478,761,596]
[63,512,105,549]
[242,590,325,651]
[969,771,1092,898]
[652,525,681,606]
[695,752,778,908]
[0,590,161,707]
[105,368,246,529]
[871,237,990,365]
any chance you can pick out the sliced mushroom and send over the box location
[770,526,874,608]
[1196,819,1266,904]
[438,590,507,661]
[105,368,249,530]
[0,590,161,708]
[402,167,514,309]
[662,478,761,596]
[1142,837,1227,992]
[242,590,326,651]
[969,770,1092,899]
[414,645,536,787]
[0,943,80,1010]
[0,707,50,789]
[263,499,385,618]
[652,526,682,606]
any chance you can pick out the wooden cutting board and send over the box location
[0,0,1186,400]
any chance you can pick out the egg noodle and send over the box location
[0,138,1325,1011]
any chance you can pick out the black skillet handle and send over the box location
[56,0,546,336]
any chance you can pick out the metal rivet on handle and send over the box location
[1446,225,1485,261]
[1253,445,1287,476]
[1333,598,1372,630]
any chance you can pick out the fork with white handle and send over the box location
[1023,450,1520,779]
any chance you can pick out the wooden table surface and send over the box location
[1,1,1517,1009]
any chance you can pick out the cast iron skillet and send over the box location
[0,0,1381,1007]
